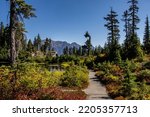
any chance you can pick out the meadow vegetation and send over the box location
[95,55,150,100]
[1,0,150,100]
[0,63,88,100]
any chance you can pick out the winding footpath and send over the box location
[84,70,111,100]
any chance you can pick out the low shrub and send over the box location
[84,56,95,69]
[137,69,150,83]
[0,66,14,99]
[17,63,63,90]
[105,74,120,82]
[96,62,112,72]
[33,57,45,63]
[60,65,89,88]
[61,62,70,69]
[129,61,141,72]
[134,56,144,63]
[106,82,121,98]
[15,87,63,100]
[62,90,86,100]
[15,87,87,100]
[38,87,64,100]
[0,63,88,99]
[18,50,30,62]
[143,62,150,69]
[94,54,108,63]
[0,63,64,99]
[0,47,9,61]
[95,62,123,84]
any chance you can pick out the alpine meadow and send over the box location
[0,0,150,100]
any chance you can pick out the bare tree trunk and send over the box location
[10,0,17,65]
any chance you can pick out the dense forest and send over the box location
[0,0,150,100]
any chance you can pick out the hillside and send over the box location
[50,40,81,55]
[43,40,95,55]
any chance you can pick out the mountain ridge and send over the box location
[42,40,81,55]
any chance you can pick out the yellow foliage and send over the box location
[61,62,70,69]
[17,63,64,89]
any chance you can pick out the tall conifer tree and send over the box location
[104,8,121,62]
[143,16,150,53]
[125,0,143,59]
[84,31,92,56]
[9,0,35,65]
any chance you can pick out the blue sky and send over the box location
[0,0,150,47]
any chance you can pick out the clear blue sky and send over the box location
[0,0,150,47]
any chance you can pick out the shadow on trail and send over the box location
[90,77,106,87]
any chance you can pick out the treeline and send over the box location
[0,21,30,61]
[0,0,36,65]
[63,31,102,56]
[0,22,9,61]
[1,0,150,64]
[62,0,150,62]
[0,21,102,62]
[102,0,150,63]
[0,22,54,62]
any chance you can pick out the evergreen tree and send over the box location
[0,42,9,61]
[3,24,10,49]
[69,47,73,55]
[48,38,51,51]
[121,60,138,99]
[0,23,9,61]
[84,31,92,56]
[0,22,10,48]
[104,8,121,62]
[138,81,149,100]
[122,10,130,40]
[143,16,150,54]
[44,38,50,54]
[94,45,101,55]
[15,22,26,58]
[9,0,36,65]
[33,34,42,51]
[27,39,33,52]
[0,22,5,47]
[128,0,140,36]
[33,37,38,51]
[36,34,41,51]
[114,49,122,64]
[122,10,131,58]
[63,46,69,55]
[94,46,99,55]
[72,46,77,55]
[21,38,27,51]
[124,0,143,59]
[82,45,87,56]
[97,45,102,53]
[77,46,82,56]
[103,42,109,55]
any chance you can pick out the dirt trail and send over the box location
[83,70,111,100]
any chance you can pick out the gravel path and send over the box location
[83,70,111,100]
